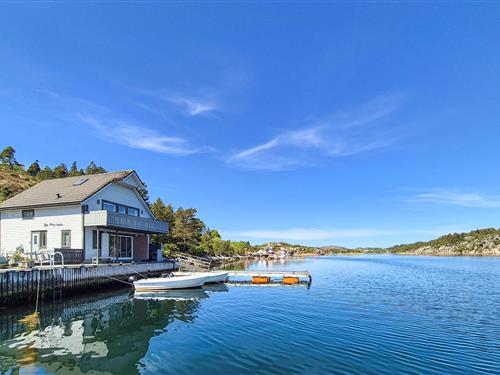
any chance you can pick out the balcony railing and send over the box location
[84,210,168,233]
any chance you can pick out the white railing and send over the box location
[84,210,168,233]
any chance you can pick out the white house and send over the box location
[0,170,168,263]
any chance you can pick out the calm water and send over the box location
[0,255,499,374]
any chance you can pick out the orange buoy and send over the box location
[252,276,271,284]
[282,276,300,285]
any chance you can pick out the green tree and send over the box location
[230,241,252,255]
[0,146,21,169]
[26,160,41,177]
[171,207,205,254]
[85,161,107,175]
[69,161,84,176]
[139,183,150,204]
[150,198,175,243]
[37,166,55,180]
[53,163,69,178]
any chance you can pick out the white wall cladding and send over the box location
[0,205,83,254]
[84,227,97,260]
[84,183,152,219]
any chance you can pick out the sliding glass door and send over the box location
[109,234,133,259]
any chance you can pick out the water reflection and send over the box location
[0,285,226,374]
[221,256,309,271]
[134,284,227,301]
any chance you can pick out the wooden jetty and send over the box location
[174,253,241,271]
[0,262,176,306]
[227,270,312,285]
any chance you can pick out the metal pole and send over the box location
[96,228,100,265]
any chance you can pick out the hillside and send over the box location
[256,242,375,255]
[387,228,500,256]
[0,166,36,203]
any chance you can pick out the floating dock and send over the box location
[226,271,312,285]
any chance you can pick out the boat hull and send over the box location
[133,275,210,291]
[172,271,229,284]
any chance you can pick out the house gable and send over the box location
[83,182,153,219]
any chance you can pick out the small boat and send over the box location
[172,271,229,284]
[133,274,209,292]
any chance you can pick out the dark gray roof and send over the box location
[0,171,134,210]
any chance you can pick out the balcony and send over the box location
[84,210,168,234]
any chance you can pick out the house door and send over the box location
[31,232,40,252]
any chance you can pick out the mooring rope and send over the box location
[121,263,149,279]
[91,267,134,286]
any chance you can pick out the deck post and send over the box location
[96,228,100,265]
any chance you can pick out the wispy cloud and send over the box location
[166,96,218,116]
[79,115,201,155]
[226,228,399,241]
[412,190,500,208]
[136,88,220,117]
[227,95,403,171]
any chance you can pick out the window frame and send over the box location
[102,201,117,212]
[61,230,71,249]
[22,209,35,220]
[102,200,141,217]
[109,234,133,259]
[92,230,99,250]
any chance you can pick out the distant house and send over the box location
[0,170,168,262]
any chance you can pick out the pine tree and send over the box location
[37,166,55,180]
[150,199,175,244]
[85,161,107,175]
[53,163,69,178]
[139,182,150,204]
[171,207,205,253]
[0,146,21,169]
[69,161,84,176]
[26,160,41,177]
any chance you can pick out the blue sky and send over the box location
[1,3,500,247]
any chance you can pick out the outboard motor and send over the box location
[128,275,137,283]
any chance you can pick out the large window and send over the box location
[102,201,116,212]
[61,230,71,248]
[109,234,133,258]
[102,200,140,217]
[22,210,34,220]
[127,207,139,217]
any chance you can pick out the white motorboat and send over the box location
[133,274,209,292]
[172,271,229,284]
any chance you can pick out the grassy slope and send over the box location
[0,166,36,203]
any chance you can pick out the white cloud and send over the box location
[227,95,403,171]
[79,115,201,155]
[166,96,218,116]
[226,228,399,241]
[413,190,500,208]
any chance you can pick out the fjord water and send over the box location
[0,256,499,374]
